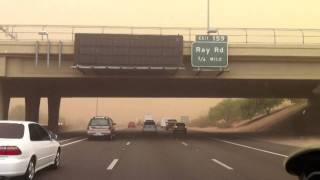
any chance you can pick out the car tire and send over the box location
[52,150,61,169]
[109,134,114,141]
[23,158,36,180]
[88,136,94,140]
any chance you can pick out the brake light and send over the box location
[0,146,22,155]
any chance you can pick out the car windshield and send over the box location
[89,118,110,126]
[0,123,24,139]
[2,1,320,179]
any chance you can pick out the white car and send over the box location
[0,121,61,180]
[143,120,157,133]
[87,116,116,140]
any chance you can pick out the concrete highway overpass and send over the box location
[0,25,320,130]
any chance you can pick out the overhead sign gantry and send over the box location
[73,33,184,74]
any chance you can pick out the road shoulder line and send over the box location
[60,138,88,147]
[213,138,288,158]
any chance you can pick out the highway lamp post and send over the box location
[207,0,218,34]
[95,97,99,116]
[38,31,51,68]
[38,31,49,41]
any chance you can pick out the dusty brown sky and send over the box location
[9,98,222,128]
[60,98,222,125]
[0,0,319,28]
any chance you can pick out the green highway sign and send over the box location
[191,35,228,68]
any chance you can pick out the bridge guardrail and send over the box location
[1,25,320,45]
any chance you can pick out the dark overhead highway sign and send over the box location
[191,35,228,68]
[74,33,184,68]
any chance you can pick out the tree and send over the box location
[288,98,307,104]
[240,99,258,119]
[255,98,284,115]
[192,98,285,128]
[208,99,242,124]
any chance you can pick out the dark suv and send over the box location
[165,119,177,130]
[173,123,187,135]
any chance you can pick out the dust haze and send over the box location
[9,98,222,131]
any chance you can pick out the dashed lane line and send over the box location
[59,137,79,143]
[211,159,234,170]
[181,142,188,146]
[107,159,119,170]
[60,138,88,147]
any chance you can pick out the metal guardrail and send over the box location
[1,25,320,45]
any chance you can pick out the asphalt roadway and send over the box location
[30,128,299,180]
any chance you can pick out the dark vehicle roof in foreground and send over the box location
[285,146,320,176]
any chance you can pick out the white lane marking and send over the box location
[60,138,88,147]
[107,159,119,170]
[59,137,78,143]
[126,141,131,146]
[181,142,188,146]
[213,138,288,158]
[211,159,233,170]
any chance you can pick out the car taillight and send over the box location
[0,146,22,155]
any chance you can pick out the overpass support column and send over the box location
[25,95,40,122]
[305,85,320,133]
[311,85,320,109]
[308,96,320,114]
[0,81,10,120]
[48,95,61,132]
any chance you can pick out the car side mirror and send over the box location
[48,130,58,141]
[52,134,58,140]
[284,147,320,180]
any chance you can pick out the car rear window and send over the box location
[89,118,110,126]
[167,120,177,123]
[0,123,24,139]
[144,121,155,125]
[176,123,185,126]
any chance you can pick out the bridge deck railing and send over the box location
[1,25,320,45]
